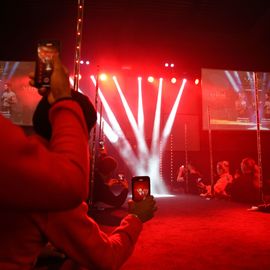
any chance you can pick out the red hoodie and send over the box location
[0,99,143,269]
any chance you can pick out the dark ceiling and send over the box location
[1,0,270,73]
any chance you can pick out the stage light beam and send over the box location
[89,75,184,195]
[90,75,139,168]
[160,79,187,152]
[151,78,163,153]
[113,76,149,157]
[225,70,240,92]
[137,77,145,137]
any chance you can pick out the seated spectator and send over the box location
[201,160,233,198]
[92,155,129,208]
[214,160,233,198]
[227,157,261,204]
[175,163,204,195]
[0,89,157,270]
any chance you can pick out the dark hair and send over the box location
[33,90,97,140]
[217,160,230,174]
[97,156,118,175]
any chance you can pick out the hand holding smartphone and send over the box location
[129,176,156,223]
[31,40,71,104]
[34,40,60,93]
[131,176,150,201]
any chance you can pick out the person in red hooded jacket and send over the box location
[0,87,157,269]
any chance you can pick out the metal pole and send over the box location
[88,68,100,207]
[170,134,174,187]
[184,123,189,193]
[207,106,214,196]
[98,102,103,142]
[73,0,84,92]
[253,72,264,202]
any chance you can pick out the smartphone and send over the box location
[34,40,60,91]
[131,176,150,201]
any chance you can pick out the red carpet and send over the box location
[91,195,270,270]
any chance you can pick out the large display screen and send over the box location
[0,61,40,126]
[202,68,270,130]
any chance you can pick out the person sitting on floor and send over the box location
[227,157,261,204]
[201,160,233,199]
[174,163,204,195]
[92,155,129,209]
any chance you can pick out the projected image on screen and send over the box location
[0,61,40,126]
[202,68,270,130]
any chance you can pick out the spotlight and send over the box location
[194,78,200,85]
[100,73,108,81]
[170,63,175,68]
[171,78,177,84]
[165,63,169,67]
[80,60,84,64]
[148,76,154,83]
[85,60,90,65]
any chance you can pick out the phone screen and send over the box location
[132,176,150,201]
[34,40,60,90]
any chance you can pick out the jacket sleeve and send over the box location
[103,188,129,208]
[94,177,129,208]
[33,202,143,270]
[0,100,90,211]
